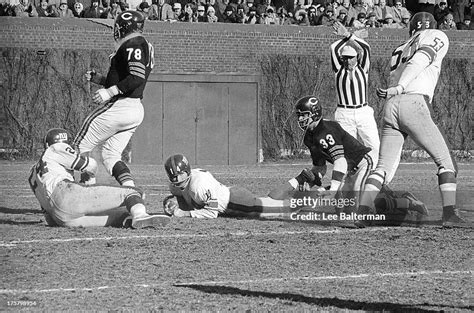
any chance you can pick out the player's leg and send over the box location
[356,97,405,227]
[63,208,130,227]
[226,186,291,219]
[398,95,467,227]
[356,106,380,166]
[101,99,144,186]
[51,181,169,228]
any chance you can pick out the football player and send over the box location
[291,95,428,224]
[162,154,309,219]
[29,128,169,228]
[356,12,470,228]
[74,10,154,187]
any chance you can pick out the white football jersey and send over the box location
[28,143,96,211]
[170,169,230,219]
[389,29,449,102]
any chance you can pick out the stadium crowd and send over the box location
[1,0,473,30]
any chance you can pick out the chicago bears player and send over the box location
[74,10,154,187]
[293,95,428,224]
[356,12,470,228]
[29,128,169,228]
[162,154,305,219]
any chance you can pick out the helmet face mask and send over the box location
[295,96,322,131]
[114,10,145,41]
[44,128,70,149]
[165,154,192,190]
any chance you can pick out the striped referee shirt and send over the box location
[330,35,370,107]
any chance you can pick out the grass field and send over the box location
[0,161,473,311]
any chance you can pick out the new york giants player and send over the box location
[356,12,470,228]
[74,10,154,187]
[29,128,169,228]
[162,154,300,219]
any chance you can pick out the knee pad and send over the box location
[112,161,133,185]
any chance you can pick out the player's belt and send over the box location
[337,103,367,109]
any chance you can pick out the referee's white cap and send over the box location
[341,45,357,57]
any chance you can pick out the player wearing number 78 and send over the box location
[74,10,154,187]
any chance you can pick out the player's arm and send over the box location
[326,126,347,191]
[52,143,98,175]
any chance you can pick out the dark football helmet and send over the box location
[114,10,145,41]
[409,12,436,36]
[164,154,192,189]
[44,128,70,149]
[295,96,322,131]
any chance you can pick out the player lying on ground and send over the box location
[161,154,309,219]
[356,12,471,228]
[162,154,426,224]
[28,128,170,228]
[269,95,428,226]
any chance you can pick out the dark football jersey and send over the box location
[304,120,371,170]
[105,34,154,99]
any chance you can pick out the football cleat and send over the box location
[354,205,376,228]
[442,207,472,228]
[131,214,170,229]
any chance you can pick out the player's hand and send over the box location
[376,85,404,99]
[163,195,179,216]
[295,168,316,190]
[85,70,104,85]
[332,21,350,38]
[173,208,191,218]
[92,86,120,105]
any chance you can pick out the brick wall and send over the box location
[1,17,473,75]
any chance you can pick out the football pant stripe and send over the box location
[73,101,114,148]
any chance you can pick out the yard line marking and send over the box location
[0,228,387,246]
[175,270,472,286]
[0,270,470,295]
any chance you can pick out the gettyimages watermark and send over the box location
[288,195,385,222]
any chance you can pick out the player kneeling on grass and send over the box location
[28,128,170,228]
[273,95,429,225]
[162,154,304,219]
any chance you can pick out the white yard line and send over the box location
[0,270,470,295]
[0,228,388,247]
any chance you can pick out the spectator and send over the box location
[217,0,229,18]
[14,0,38,16]
[137,1,150,18]
[257,0,274,16]
[433,1,449,25]
[277,6,294,24]
[307,5,318,24]
[206,0,222,20]
[170,2,181,21]
[57,0,73,16]
[391,0,409,23]
[230,0,246,13]
[149,0,173,20]
[235,4,246,22]
[101,0,112,17]
[222,4,237,22]
[382,12,401,27]
[118,0,129,11]
[456,15,471,29]
[178,3,193,21]
[336,7,351,26]
[107,0,121,19]
[293,0,305,15]
[261,5,279,23]
[398,10,410,27]
[37,0,52,16]
[320,6,336,25]
[450,0,469,25]
[352,11,366,28]
[354,0,371,16]
[337,0,357,23]
[373,0,394,22]
[83,0,104,17]
[294,7,310,25]
[206,4,218,21]
[438,12,457,29]
[192,4,208,21]
[245,0,255,13]
[365,10,381,26]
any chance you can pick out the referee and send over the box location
[330,22,380,166]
